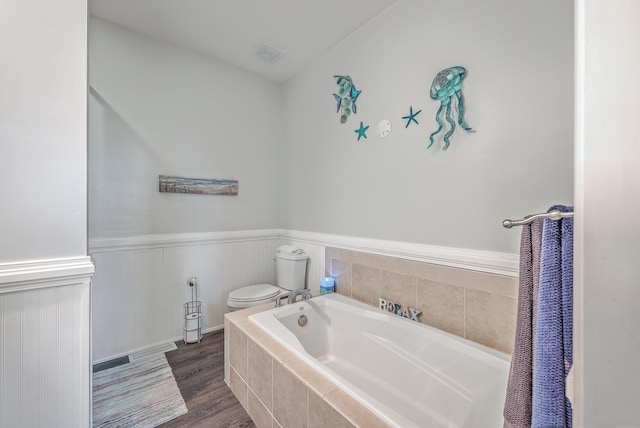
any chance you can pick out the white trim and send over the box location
[92,324,224,365]
[573,1,585,425]
[283,230,519,277]
[0,256,95,294]
[89,229,282,252]
[90,229,518,277]
[129,342,178,361]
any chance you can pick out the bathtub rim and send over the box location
[250,293,511,361]
[249,293,511,427]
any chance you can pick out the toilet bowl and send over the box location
[226,245,308,311]
[226,283,283,310]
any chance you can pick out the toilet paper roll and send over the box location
[186,312,202,330]
[185,329,200,343]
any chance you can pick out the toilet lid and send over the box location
[228,284,280,302]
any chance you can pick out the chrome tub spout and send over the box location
[287,289,312,304]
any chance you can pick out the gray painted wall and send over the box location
[89,18,284,238]
[90,0,573,256]
[1,0,88,263]
[281,0,574,254]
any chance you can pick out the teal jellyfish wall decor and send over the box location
[428,66,473,151]
[333,75,362,123]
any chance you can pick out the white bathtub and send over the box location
[249,293,510,428]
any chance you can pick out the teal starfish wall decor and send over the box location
[354,121,369,141]
[402,106,422,128]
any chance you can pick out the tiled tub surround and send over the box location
[225,305,390,428]
[325,247,518,354]
[250,294,510,427]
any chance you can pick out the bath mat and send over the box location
[93,353,188,427]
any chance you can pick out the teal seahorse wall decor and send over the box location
[333,75,362,124]
[428,66,472,151]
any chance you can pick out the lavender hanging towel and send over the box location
[503,218,543,428]
[533,205,573,428]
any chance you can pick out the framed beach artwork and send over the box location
[159,175,238,195]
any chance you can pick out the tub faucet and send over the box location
[287,289,312,304]
[274,294,287,308]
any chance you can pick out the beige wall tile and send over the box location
[225,309,248,325]
[247,389,274,428]
[325,247,362,264]
[239,318,271,341]
[491,274,519,298]
[399,259,438,281]
[226,303,271,323]
[224,339,230,384]
[380,270,417,311]
[360,253,398,272]
[229,322,248,381]
[325,251,331,276]
[249,325,276,347]
[417,279,464,337]
[360,254,437,282]
[331,258,352,298]
[256,334,297,365]
[324,390,390,428]
[273,363,308,428]
[308,391,353,428]
[465,289,517,354]
[248,339,274,411]
[270,344,298,366]
[284,358,338,398]
[330,248,437,279]
[229,366,248,410]
[437,266,492,292]
[224,317,230,384]
[351,264,380,306]
[229,249,519,427]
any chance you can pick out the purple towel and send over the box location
[503,218,543,428]
[532,205,573,428]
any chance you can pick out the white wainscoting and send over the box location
[90,230,286,362]
[0,257,94,428]
[89,229,516,363]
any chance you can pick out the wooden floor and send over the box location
[158,330,255,428]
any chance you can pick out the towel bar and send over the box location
[502,210,574,229]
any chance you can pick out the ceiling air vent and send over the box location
[254,42,285,63]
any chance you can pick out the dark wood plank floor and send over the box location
[158,330,255,428]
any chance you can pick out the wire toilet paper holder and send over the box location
[184,276,203,344]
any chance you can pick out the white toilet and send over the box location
[226,245,308,311]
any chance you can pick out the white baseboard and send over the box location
[92,324,224,365]
[129,342,178,361]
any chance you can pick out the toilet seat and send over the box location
[227,284,282,309]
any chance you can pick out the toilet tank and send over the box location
[275,245,308,290]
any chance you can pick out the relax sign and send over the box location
[378,298,422,322]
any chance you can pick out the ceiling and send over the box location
[89,0,398,82]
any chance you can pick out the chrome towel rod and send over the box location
[502,210,574,229]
